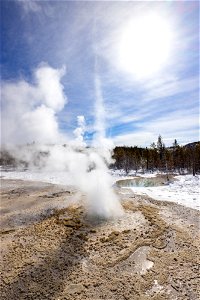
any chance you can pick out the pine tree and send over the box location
[156,135,165,170]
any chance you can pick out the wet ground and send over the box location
[0,179,200,299]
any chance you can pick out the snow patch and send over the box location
[126,175,200,210]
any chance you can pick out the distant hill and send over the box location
[183,141,200,149]
[167,141,200,150]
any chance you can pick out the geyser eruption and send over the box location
[85,151,123,218]
[1,63,123,218]
[90,70,123,218]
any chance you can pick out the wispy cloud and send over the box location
[142,76,198,103]
[1,1,199,147]
[17,0,41,13]
[113,107,199,147]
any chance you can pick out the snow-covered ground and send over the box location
[1,168,199,211]
[122,175,200,211]
[0,169,74,186]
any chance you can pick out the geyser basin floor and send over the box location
[2,170,199,210]
[1,179,200,300]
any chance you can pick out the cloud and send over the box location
[2,1,198,148]
[1,64,67,145]
[113,108,199,147]
[113,131,157,148]
[104,70,198,147]
[17,0,41,13]
[142,76,199,103]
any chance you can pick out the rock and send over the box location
[65,283,84,294]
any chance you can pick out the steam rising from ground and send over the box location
[1,63,123,218]
[1,63,66,145]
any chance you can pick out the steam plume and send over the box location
[1,63,67,145]
[1,63,123,218]
[73,115,86,147]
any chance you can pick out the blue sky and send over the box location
[1,0,199,147]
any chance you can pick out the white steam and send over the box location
[1,63,67,145]
[94,74,106,146]
[93,72,115,164]
[1,63,123,218]
[73,115,86,147]
[45,145,122,218]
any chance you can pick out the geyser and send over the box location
[1,63,124,219]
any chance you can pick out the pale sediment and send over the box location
[0,179,200,300]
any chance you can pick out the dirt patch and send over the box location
[0,179,199,300]
[0,179,77,232]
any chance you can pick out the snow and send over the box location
[1,168,200,211]
[110,169,200,210]
[0,169,74,186]
[126,175,200,211]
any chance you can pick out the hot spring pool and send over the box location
[116,176,170,188]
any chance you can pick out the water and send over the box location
[116,177,169,188]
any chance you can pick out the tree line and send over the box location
[1,136,200,175]
[112,136,200,176]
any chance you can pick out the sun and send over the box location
[118,13,173,79]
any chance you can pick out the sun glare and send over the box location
[118,13,173,79]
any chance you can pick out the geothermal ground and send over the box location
[0,179,200,300]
